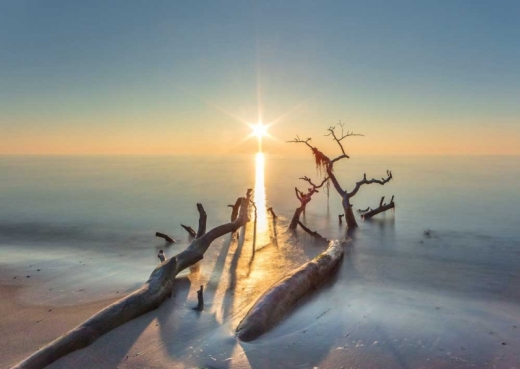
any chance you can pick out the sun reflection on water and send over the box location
[254,152,269,247]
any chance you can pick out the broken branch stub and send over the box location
[180,224,197,238]
[155,232,175,243]
[13,190,252,369]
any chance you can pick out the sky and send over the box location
[1,0,519,155]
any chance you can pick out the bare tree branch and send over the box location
[347,170,393,198]
[299,176,329,190]
[286,135,314,150]
[325,123,363,162]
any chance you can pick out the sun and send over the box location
[251,122,268,138]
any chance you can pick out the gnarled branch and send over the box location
[325,123,363,163]
[347,170,393,198]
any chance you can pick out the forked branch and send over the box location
[325,123,364,164]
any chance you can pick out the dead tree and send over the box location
[361,196,395,220]
[13,190,252,369]
[288,176,328,230]
[288,123,392,229]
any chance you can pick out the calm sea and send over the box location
[1,153,518,295]
[1,154,520,367]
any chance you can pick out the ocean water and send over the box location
[1,154,520,368]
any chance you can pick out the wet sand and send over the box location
[3,224,520,369]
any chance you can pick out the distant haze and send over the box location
[1,1,519,155]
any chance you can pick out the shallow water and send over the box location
[1,154,520,368]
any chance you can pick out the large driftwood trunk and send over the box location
[236,240,344,342]
[13,192,251,369]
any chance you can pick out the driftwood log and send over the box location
[236,239,344,342]
[361,196,395,220]
[13,190,251,369]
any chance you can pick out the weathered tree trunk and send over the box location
[327,167,358,229]
[361,196,395,220]
[344,203,358,228]
[236,240,344,342]
[13,192,251,369]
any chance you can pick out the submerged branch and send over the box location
[155,232,175,243]
[180,224,197,238]
[361,196,395,220]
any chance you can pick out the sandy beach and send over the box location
[3,223,520,369]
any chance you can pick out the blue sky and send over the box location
[1,0,519,154]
